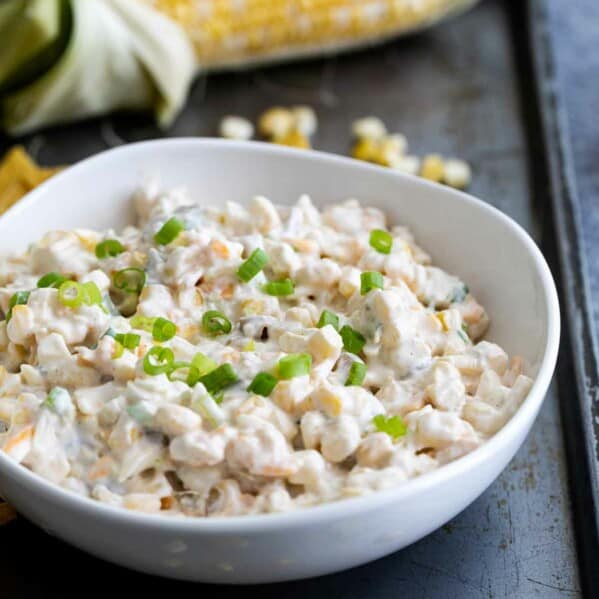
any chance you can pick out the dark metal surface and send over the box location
[0,1,585,596]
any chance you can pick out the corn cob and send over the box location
[144,0,478,70]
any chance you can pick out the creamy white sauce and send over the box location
[0,188,532,517]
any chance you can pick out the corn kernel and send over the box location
[420,154,445,182]
[351,138,379,162]
[436,311,449,332]
[291,105,317,137]
[219,115,254,140]
[273,129,310,149]
[443,158,472,189]
[258,107,295,139]
[352,116,387,140]
[308,326,343,361]
[312,387,343,417]
[388,154,420,175]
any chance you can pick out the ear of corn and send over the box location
[145,0,478,70]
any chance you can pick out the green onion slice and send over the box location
[81,281,103,306]
[340,325,366,355]
[167,361,201,387]
[113,268,146,294]
[95,239,125,259]
[58,281,84,308]
[247,372,278,396]
[152,316,176,342]
[143,346,175,376]
[201,310,232,336]
[191,352,217,377]
[360,271,384,295]
[154,217,185,245]
[345,361,366,386]
[199,363,238,395]
[114,332,141,350]
[237,248,268,282]
[6,290,30,322]
[277,353,312,379]
[263,278,294,296]
[373,414,407,440]
[37,272,67,289]
[112,341,124,359]
[130,314,155,332]
[369,229,393,254]
[317,309,339,330]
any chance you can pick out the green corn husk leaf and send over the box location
[1,0,196,135]
[0,0,65,93]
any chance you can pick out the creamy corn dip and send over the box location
[0,185,532,516]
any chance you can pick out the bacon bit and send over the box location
[0,501,16,525]
[3,424,33,454]
[160,496,175,510]
[210,240,230,259]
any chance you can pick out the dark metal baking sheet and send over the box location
[0,0,586,596]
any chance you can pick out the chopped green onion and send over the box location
[360,271,384,295]
[130,314,155,332]
[237,248,268,282]
[202,310,232,336]
[185,366,201,387]
[167,362,200,386]
[6,290,30,322]
[450,284,470,303]
[340,325,366,355]
[113,268,146,294]
[373,414,407,440]
[369,229,393,254]
[345,361,366,386]
[95,239,125,259]
[112,341,124,359]
[44,386,72,415]
[81,281,103,306]
[37,272,67,289]
[152,316,176,342]
[58,281,84,308]
[317,309,339,330]
[191,352,217,376]
[143,346,175,376]
[263,278,294,296]
[199,363,238,395]
[154,217,185,245]
[277,353,312,379]
[247,372,278,396]
[457,329,470,345]
[114,332,140,350]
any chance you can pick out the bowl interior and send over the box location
[0,139,549,374]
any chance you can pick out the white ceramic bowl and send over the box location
[0,139,559,583]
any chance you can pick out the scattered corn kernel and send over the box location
[388,154,421,175]
[352,116,387,140]
[443,158,472,189]
[273,130,311,149]
[291,106,318,137]
[351,138,379,162]
[379,133,407,158]
[420,154,445,182]
[219,115,254,141]
[258,107,295,139]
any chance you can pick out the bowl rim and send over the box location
[0,138,560,532]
